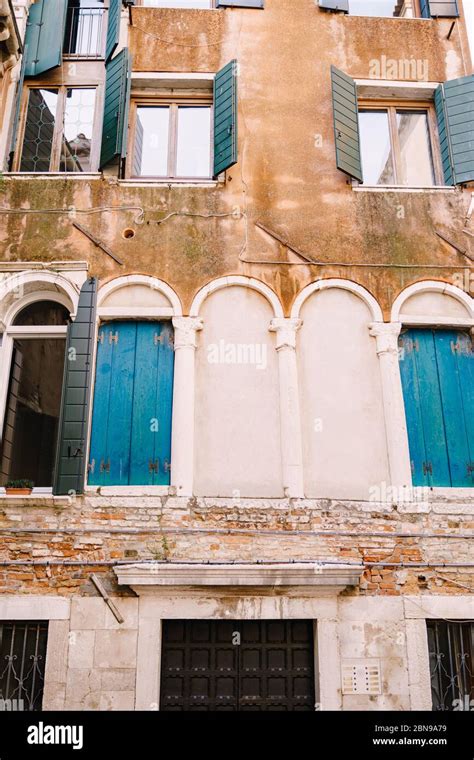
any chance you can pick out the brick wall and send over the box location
[0,494,472,597]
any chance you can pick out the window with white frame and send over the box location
[358,105,438,186]
[130,99,213,179]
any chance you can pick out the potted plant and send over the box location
[4,479,34,496]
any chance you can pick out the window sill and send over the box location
[352,185,456,193]
[84,486,172,497]
[3,173,102,180]
[426,487,474,499]
[345,16,429,20]
[0,494,72,506]
[62,55,105,61]
[119,179,218,188]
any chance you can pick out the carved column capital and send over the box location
[269,318,303,350]
[172,317,203,350]
[369,322,402,357]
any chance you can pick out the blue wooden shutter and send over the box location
[100,47,131,169]
[89,321,175,486]
[8,46,27,169]
[423,1,459,17]
[213,60,238,177]
[53,278,98,495]
[420,0,431,15]
[129,323,174,486]
[330,65,363,182]
[105,0,121,63]
[435,74,474,186]
[88,322,137,486]
[319,0,349,11]
[217,1,264,6]
[24,0,68,77]
[435,331,474,486]
[399,329,474,487]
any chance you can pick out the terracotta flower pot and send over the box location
[5,488,33,496]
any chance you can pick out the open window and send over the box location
[0,301,69,489]
[15,86,98,173]
[330,66,474,187]
[358,105,439,186]
[124,62,238,180]
[130,100,213,179]
[63,0,108,59]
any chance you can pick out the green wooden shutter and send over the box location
[213,60,238,177]
[24,0,68,77]
[330,65,363,182]
[436,74,474,185]
[319,0,349,11]
[106,0,121,63]
[53,278,98,496]
[424,1,459,16]
[8,46,27,169]
[217,1,264,7]
[434,84,453,185]
[100,47,132,169]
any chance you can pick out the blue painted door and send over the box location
[88,321,174,486]
[399,328,474,487]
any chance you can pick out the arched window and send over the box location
[0,300,70,489]
[13,301,70,327]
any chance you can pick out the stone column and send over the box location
[369,322,412,491]
[170,317,203,497]
[270,318,304,498]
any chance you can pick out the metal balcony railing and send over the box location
[63,7,106,59]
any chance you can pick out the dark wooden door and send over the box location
[160,620,316,711]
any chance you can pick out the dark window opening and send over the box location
[13,301,70,327]
[0,340,66,488]
[1,301,69,488]
[0,622,48,711]
[428,621,474,711]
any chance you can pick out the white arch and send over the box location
[190,275,284,318]
[97,274,183,316]
[0,271,79,325]
[290,278,384,322]
[391,280,474,324]
[3,291,74,328]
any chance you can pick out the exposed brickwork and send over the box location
[0,495,472,598]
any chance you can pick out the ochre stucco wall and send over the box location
[0,2,473,318]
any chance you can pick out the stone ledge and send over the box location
[0,495,72,507]
[114,562,365,593]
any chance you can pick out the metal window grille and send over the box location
[0,622,49,711]
[63,6,105,58]
[427,621,474,711]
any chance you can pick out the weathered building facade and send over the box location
[0,0,473,712]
